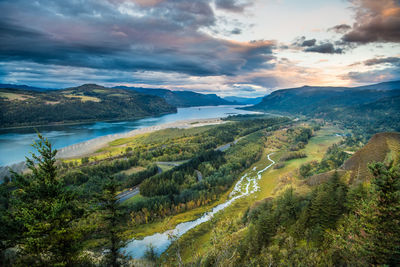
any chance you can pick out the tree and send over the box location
[98,176,127,267]
[329,161,400,266]
[11,133,85,266]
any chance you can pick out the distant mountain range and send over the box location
[223,96,263,105]
[0,84,52,91]
[114,86,231,107]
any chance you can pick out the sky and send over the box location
[0,0,399,97]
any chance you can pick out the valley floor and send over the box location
[128,125,344,263]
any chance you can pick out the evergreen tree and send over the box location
[365,162,400,265]
[10,134,85,266]
[329,161,400,266]
[98,176,127,267]
[303,172,347,242]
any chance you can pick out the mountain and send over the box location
[0,83,51,91]
[0,84,176,128]
[223,96,263,105]
[248,80,400,115]
[114,86,232,107]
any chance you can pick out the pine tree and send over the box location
[329,161,400,266]
[99,176,127,267]
[11,133,85,266]
[365,162,400,265]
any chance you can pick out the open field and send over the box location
[0,92,33,101]
[64,94,101,102]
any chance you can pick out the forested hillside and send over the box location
[0,84,176,128]
[115,86,232,107]
[247,80,400,136]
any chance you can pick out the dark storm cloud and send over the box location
[0,0,275,80]
[215,0,251,13]
[304,43,343,54]
[342,0,400,43]
[329,24,352,34]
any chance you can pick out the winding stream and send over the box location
[124,153,275,258]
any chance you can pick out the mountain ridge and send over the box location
[0,84,176,128]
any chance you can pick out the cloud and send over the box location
[342,0,400,43]
[363,56,400,66]
[214,0,251,13]
[329,24,352,34]
[301,39,317,47]
[304,42,343,54]
[291,37,343,54]
[0,0,275,78]
[231,28,242,34]
[345,67,400,83]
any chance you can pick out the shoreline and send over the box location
[0,111,177,131]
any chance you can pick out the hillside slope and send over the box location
[341,132,400,182]
[0,84,176,128]
[115,86,232,107]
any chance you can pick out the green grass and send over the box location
[0,92,33,101]
[64,94,101,102]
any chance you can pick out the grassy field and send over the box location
[64,94,101,102]
[160,125,344,263]
[0,92,33,101]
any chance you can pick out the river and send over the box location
[124,153,275,258]
[0,105,257,167]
